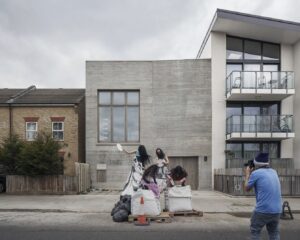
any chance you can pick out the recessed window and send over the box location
[226,142,280,159]
[26,122,38,141]
[226,37,243,60]
[226,36,280,64]
[52,122,64,141]
[244,40,261,60]
[263,43,280,60]
[98,91,140,142]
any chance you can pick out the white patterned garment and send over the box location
[121,158,144,196]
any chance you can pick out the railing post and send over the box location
[255,115,257,136]
[271,73,273,93]
[255,71,257,93]
[241,115,243,136]
[270,115,273,134]
[240,71,242,91]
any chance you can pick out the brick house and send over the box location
[0,86,85,176]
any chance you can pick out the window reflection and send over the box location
[98,91,140,142]
[226,37,243,60]
[127,107,139,141]
[113,107,125,141]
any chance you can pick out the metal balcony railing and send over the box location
[226,71,294,95]
[226,115,294,134]
[225,158,294,169]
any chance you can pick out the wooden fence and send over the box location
[6,175,78,194]
[214,168,300,196]
[6,163,90,194]
[75,162,90,193]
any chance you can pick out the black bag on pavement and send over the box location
[111,195,131,222]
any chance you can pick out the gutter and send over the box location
[9,104,12,138]
[0,103,76,107]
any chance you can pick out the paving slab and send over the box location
[0,190,299,214]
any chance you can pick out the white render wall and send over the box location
[199,35,211,59]
[293,41,300,169]
[211,32,227,180]
[280,44,294,159]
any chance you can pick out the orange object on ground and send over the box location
[134,196,150,226]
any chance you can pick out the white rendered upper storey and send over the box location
[197,9,300,170]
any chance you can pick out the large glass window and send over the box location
[227,102,280,116]
[227,102,280,133]
[226,142,280,159]
[226,36,280,66]
[98,91,139,142]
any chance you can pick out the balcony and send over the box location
[226,71,295,101]
[226,115,295,140]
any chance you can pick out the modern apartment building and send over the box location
[86,9,300,190]
[197,9,300,180]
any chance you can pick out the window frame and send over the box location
[226,141,281,159]
[52,121,64,141]
[226,101,281,118]
[226,35,281,71]
[98,90,140,143]
[25,122,38,141]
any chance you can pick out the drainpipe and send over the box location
[6,85,36,138]
[9,104,12,138]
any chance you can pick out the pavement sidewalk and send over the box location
[0,190,299,214]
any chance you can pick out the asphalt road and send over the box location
[0,212,299,240]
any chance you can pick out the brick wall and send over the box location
[0,106,83,176]
[0,107,10,143]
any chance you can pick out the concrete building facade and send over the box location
[86,60,212,190]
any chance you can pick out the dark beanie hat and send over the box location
[254,153,269,166]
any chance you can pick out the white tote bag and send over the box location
[168,185,193,212]
[131,189,161,216]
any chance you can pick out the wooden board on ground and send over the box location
[169,209,203,217]
[128,212,172,223]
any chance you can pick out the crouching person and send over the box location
[244,153,282,240]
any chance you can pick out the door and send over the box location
[168,157,199,190]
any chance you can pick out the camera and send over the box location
[244,159,255,169]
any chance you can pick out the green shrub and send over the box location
[0,133,64,176]
[0,135,24,174]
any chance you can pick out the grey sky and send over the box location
[0,0,299,88]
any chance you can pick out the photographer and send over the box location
[244,153,282,240]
